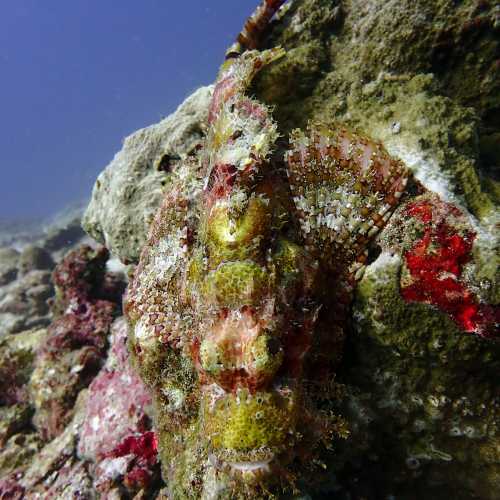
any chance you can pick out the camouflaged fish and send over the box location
[125,1,409,497]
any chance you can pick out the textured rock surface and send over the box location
[332,195,500,499]
[0,247,19,286]
[0,246,158,498]
[78,317,159,495]
[17,245,54,276]
[0,327,46,407]
[77,318,152,460]
[256,0,499,219]
[83,85,213,264]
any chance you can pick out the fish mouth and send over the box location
[209,451,276,477]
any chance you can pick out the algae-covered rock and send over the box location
[0,391,90,498]
[0,432,42,479]
[260,0,499,126]
[17,390,90,495]
[0,327,46,406]
[83,85,213,264]
[257,0,499,220]
[0,404,33,448]
[341,250,499,499]
[330,193,499,499]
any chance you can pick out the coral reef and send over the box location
[78,317,159,496]
[0,269,54,337]
[28,245,122,440]
[1,0,498,498]
[0,247,19,286]
[0,207,158,497]
[0,242,158,497]
[17,245,54,276]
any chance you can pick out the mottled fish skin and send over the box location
[125,1,411,498]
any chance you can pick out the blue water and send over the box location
[0,0,259,223]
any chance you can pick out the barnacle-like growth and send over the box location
[205,196,272,267]
[203,260,270,307]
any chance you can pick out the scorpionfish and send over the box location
[125,1,409,497]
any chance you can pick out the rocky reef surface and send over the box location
[1,1,499,499]
[0,220,160,498]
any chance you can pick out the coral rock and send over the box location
[0,270,53,337]
[78,317,158,495]
[17,245,54,276]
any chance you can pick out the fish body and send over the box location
[125,1,410,497]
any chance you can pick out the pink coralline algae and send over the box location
[48,245,124,351]
[0,478,25,500]
[78,317,158,494]
[398,195,498,337]
[103,431,158,490]
[29,245,123,440]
